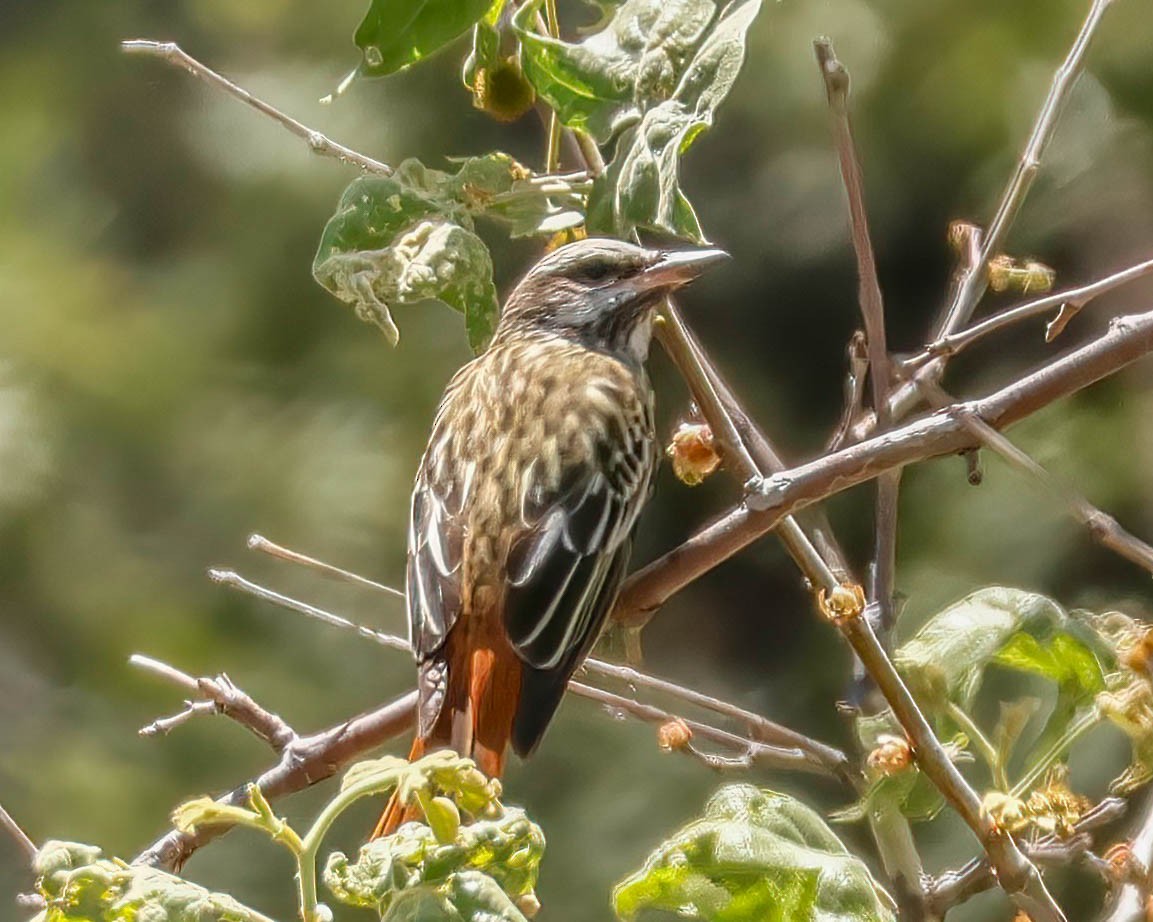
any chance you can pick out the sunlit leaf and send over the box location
[354,0,498,78]
[614,785,894,921]
[894,587,1067,709]
[514,0,715,143]
[585,0,761,239]
[29,840,277,922]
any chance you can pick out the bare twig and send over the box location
[131,654,296,751]
[614,307,1153,628]
[247,534,404,598]
[928,797,1128,916]
[567,681,829,775]
[120,40,393,175]
[827,330,869,452]
[849,0,1117,441]
[655,307,843,594]
[134,688,418,870]
[814,37,903,659]
[0,801,37,863]
[921,382,1153,577]
[918,256,1153,362]
[212,564,852,779]
[935,0,1114,338]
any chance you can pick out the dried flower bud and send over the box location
[818,583,866,624]
[867,734,913,776]
[666,421,722,486]
[657,717,693,752]
[987,254,1055,294]
[1104,841,1147,884]
[1121,628,1153,677]
[947,220,980,254]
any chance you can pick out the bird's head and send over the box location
[495,238,728,363]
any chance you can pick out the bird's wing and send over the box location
[503,396,655,755]
[407,412,467,663]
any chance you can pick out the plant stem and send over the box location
[946,701,1007,791]
[1011,710,1099,799]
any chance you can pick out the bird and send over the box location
[374,237,727,836]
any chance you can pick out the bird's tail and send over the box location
[373,597,519,839]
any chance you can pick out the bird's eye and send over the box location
[578,258,614,282]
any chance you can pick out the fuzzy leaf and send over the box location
[614,785,894,921]
[514,0,715,142]
[29,840,277,922]
[894,587,1067,710]
[353,0,497,78]
[585,0,761,239]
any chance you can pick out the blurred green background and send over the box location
[2,0,1153,919]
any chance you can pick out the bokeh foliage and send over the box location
[3,1,1153,920]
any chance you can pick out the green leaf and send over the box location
[585,0,762,240]
[614,785,895,922]
[994,631,1105,700]
[354,0,497,78]
[30,840,279,922]
[314,154,590,348]
[380,873,529,922]
[894,587,1067,710]
[514,0,716,143]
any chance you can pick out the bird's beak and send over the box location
[639,247,730,290]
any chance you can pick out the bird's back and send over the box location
[407,331,656,763]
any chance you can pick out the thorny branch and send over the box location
[209,564,851,780]
[816,36,924,916]
[920,381,1153,577]
[613,307,1153,629]
[121,40,394,175]
[850,0,1117,441]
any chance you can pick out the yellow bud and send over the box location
[423,795,461,844]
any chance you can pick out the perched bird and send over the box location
[375,237,726,836]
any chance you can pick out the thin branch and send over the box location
[567,681,830,776]
[814,37,903,666]
[838,603,1064,921]
[120,40,393,175]
[247,533,404,598]
[613,307,1153,629]
[922,382,1153,577]
[0,801,37,863]
[918,256,1153,362]
[655,305,844,594]
[212,564,852,780]
[934,0,1114,338]
[827,330,869,452]
[657,300,762,487]
[849,0,1117,442]
[928,797,1128,916]
[131,654,296,751]
[134,688,418,871]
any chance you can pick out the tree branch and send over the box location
[131,655,297,750]
[614,307,1153,629]
[921,382,1153,577]
[917,256,1153,363]
[849,0,1117,441]
[0,801,37,864]
[210,565,852,780]
[934,0,1115,338]
[121,40,394,175]
[133,688,418,870]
